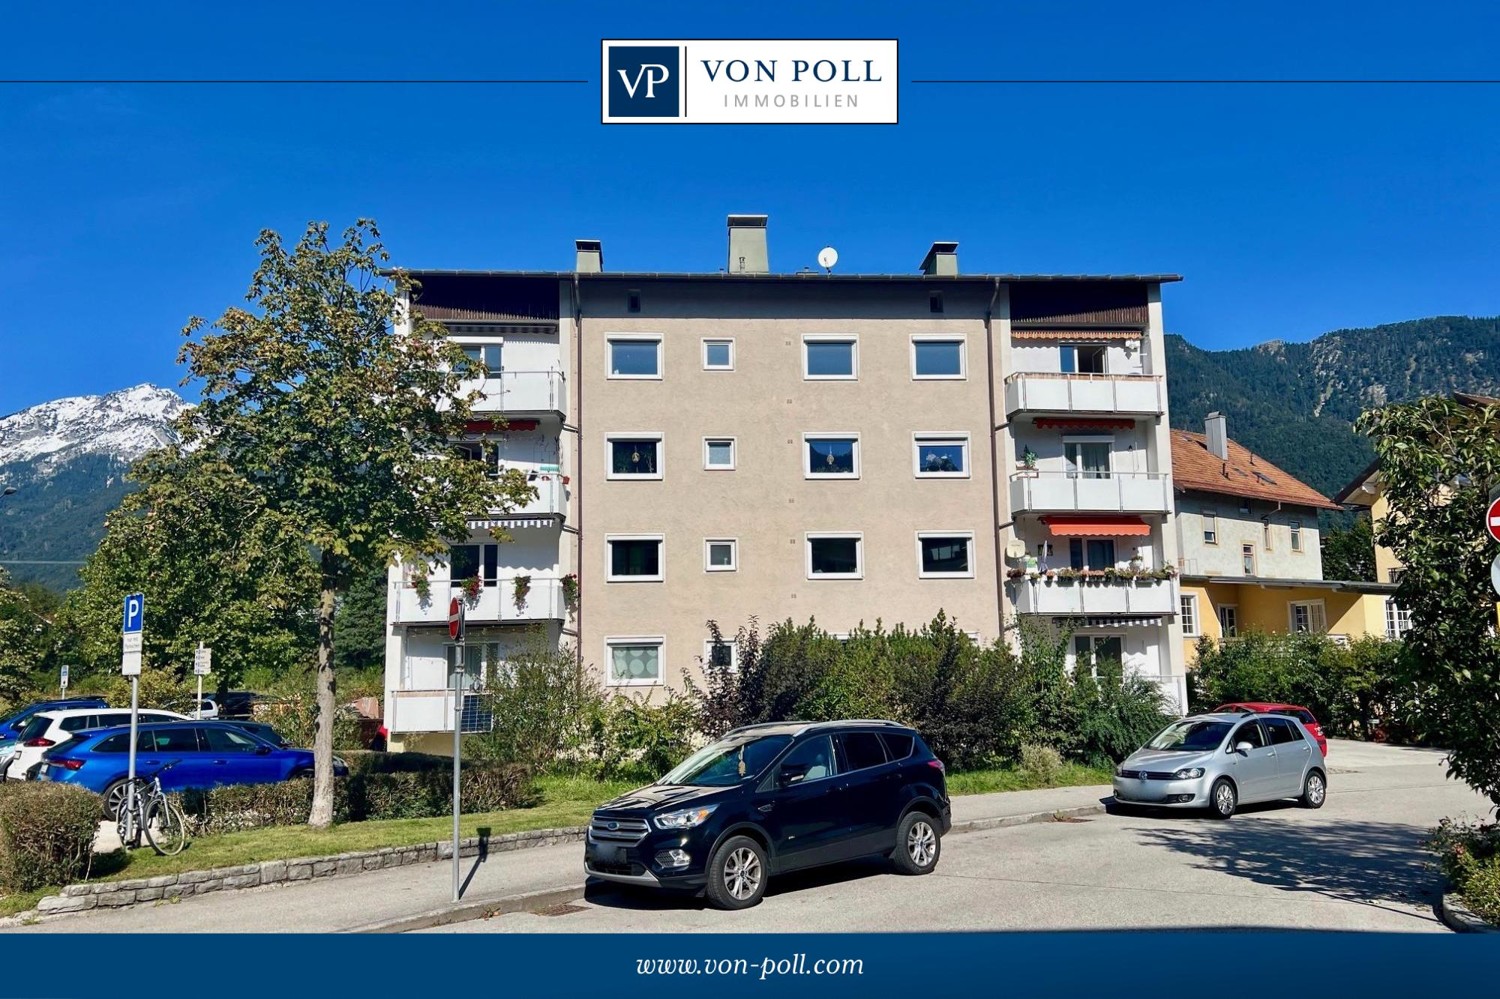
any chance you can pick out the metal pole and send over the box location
[126,674,139,843]
[452,636,463,902]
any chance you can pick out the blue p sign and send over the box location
[122,593,145,634]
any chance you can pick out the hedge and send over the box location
[176,759,535,835]
[0,782,100,893]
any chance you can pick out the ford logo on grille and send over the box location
[607,821,620,831]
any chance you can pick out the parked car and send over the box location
[1113,712,1327,819]
[9,707,187,780]
[1213,701,1328,757]
[0,697,109,778]
[38,721,349,818]
[584,719,951,910]
[218,719,290,748]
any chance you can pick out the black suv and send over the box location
[584,719,951,909]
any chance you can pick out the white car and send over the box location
[10,707,187,780]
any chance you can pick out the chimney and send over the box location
[575,239,603,273]
[1205,412,1229,461]
[919,241,959,276]
[727,214,769,274]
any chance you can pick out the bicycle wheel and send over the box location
[114,779,149,849]
[144,797,188,856]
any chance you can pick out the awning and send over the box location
[466,516,559,530]
[1067,616,1168,629]
[1043,515,1151,537]
[1012,329,1143,340]
[1033,417,1138,431]
[464,419,540,433]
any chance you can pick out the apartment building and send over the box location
[382,217,1190,751]
[1174,413,1394,663]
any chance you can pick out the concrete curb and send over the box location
[950,803,1106,834]
[344,884,589,933]
[1438,892,1499,934]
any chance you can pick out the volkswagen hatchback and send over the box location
[584,720,950,910]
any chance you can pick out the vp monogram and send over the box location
[606,45,682,118]
[618,62,670,100]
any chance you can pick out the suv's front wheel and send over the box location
[893,811,941,875]
[705,835,768,910]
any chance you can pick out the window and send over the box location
[702,437,736,470]
[807,533,863,579]
[1072,635,1124,680]
[94,733,129,754]
[1289,600,1328,634]
[627,291,642,313]
[1068,538,1116,570]
[1203,510,1218,545]
[835,732,889,772]
[911,337,965,379]
[881,732,915,760]
[606,434,662,479]
[702,338,734,370]
[804,434,860,478]
[913,433,970,478]
[150,727,203,753]
[1239,500,1251,515]
[705,538,737,572]
[1232,720,1267,749]
[202,726,262,753]
[1064,439,1112,479]
[1242,544,1256,576]
[1388,568,1405,584]
[704,638,738,670]
[606,536,664,582]
[607,336,661,379]
[448,544,499,584]
[803,336,857,379]
[1385,599,1412,639]
[459,343,502,377]
[1180,594,1199,637]
[1061,344,1107,374]
[1290,520,1303,552]
[606,638,663,686]
[1217,605,1238,638]
[929,292,944,314]
[918,532,974,578]
[777,735,836,785]
[1266,718,1302,746]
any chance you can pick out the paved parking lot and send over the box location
[430,740,1489,934]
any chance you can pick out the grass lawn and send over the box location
[0,766,1112,917]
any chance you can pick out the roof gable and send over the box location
[1170,430,1339,510]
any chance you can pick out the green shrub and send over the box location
[469,636,607,772]
[1426,818,1500,925]
[590,695,699,784]
[340,750,452,776]
[177,778,349,835]
[1018,744,1064,785]
[0,782,99,892]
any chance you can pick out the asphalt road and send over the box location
[431,740,1491,934]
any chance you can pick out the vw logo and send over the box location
[607,821,620,831]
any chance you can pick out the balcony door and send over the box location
[1072,634,1124,680]
[1064,439,1113,480]
[449,544,500,585]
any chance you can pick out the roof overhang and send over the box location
[1182,575,1397,594]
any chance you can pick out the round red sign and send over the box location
[448,597,463,641]
[1487,497,1500,544]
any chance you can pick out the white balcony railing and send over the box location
[393,576,567,626]
[500,474,568,519]
[467,370,566,416]
[1010,577,1179,616]
[1010,472,1171,514]
[1004,372,1165,417]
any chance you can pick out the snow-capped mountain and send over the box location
[0,385,188,591]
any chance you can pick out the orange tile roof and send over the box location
[1170,430,1340,511]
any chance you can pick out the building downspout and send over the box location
[984,277,1005,639]
[571,273,584,670]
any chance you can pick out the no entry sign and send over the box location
[448,597,465,642]
[1488,497,1500,544]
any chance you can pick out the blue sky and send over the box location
[2,0,1497,414]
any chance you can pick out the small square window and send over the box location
[607,638,662,686]
[705,539,738,572]
[607,536,664,582]
[702,339,734,370]
[912,338,965,379]
[917,533,974,578]
[807,534,863,579]
[803,337,857,379]
[914,434,970,477]
[608,337,661,378]
[704,438,736,470]
[607,435,663,479]
[704,638,738,670]
[805,434,859,478]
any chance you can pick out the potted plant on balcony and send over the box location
[1020,446,1039,472]
[512,574,532,613]
[1006,567,1028,580]
[461,575,484,604]
[409,565,432,602]
[561,572,580,612]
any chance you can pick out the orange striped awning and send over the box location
[1043,515,1151,537]
[1012,329,1143,340]
[1034,417,1137,431]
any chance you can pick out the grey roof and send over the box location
[390,269,1182,283]
[1181,574,1397,594]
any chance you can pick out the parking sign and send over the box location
[194,646,212,676]
[122,593,145,634]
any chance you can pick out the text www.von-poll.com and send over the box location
[636,955,864,979]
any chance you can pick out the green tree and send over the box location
[0,568,49,708]
[334,566,390,673]
[1321,515,1376,582]
[177,220,534,827]
[1356,395,1500,812]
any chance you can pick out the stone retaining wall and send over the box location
[33,825,586,916]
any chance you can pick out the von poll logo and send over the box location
[602,39,898,125]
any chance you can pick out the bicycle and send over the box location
[116,761,190,856]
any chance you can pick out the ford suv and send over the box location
[584,719,950,910]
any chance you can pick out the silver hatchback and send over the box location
[1112,712,1327,819]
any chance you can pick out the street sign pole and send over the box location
[121,593,144,846]
[193,643,212,720]
[448,596,466,903]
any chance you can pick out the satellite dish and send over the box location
[817,246,838,272]
[1004,539,1027,560]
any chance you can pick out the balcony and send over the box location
[1005,372,1165,417]
[498,474,568,520]
[1010,576,1179,616]
[1010,472,1171,515]
[468,370,566,417]
[393,575,567,626]
[387,690,491,734]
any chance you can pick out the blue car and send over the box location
[39,720,348,818]
[0,697,108,778]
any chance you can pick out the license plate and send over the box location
[597,845,624,864]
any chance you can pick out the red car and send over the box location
[1213,702,1327,757]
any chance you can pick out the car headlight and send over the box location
[652,804,719,830]
[1173,767,1205,780]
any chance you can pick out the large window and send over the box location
[804,434,860,478]
[606,536,664,582]
[448,544,498,584]
[607,434,663,479]
[918,533,974,578]
[1064,439,1112,479]
[607,336,662,379]
[1060,344,1107,374]
[607,638,663,686]
[803,336,857,379]
[1217,604,1238,638]
[1385,599,1412,639]
[1068,538,1116,570]
[807,533,863,579]
[911,337,965,379]
[1072,635,1123,680]
[913,433,970,478]
[1180,594,1199,637]
[1289,600,1327,634]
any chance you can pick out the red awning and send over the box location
[1033,417,1138,431]
[1043,515,1151,537]
[464,419,539,433]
